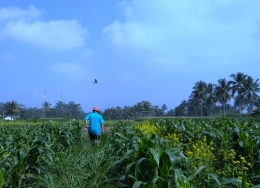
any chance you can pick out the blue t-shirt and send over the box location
[85,112,104,135]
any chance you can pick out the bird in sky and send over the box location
[93,79,98,84]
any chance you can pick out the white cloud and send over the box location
[49,62,88,80]
[0,5,41,21]
[103,0,260,71]
[2,19,87,50]
[103,20,162,49]
[0,5,87,50]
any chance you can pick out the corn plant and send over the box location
[0,120,83,187]
[119,118,260,187]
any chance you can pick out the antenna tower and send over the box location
[44,91,46,102]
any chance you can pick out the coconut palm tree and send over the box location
[42,101,51,118]
[142,101,152,116]
[188,94,199,116]
[205,83,216,116]
[239,76,260,115]
[233,94,247,113]
[161,104,168,115]
[55,101,66,118]
[215,78,232,116]
[254,96,260,108]
[230,72,247,117]
[134,102,144,117]
[190,81,207,116]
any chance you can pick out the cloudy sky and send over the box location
[0,0,259,112]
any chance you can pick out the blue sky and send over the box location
[0,0,260,112]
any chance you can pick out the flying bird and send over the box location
[93,79,98,84]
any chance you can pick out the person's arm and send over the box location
[101,124,105,134]
[100,116,105,134]
[85,119,89,129]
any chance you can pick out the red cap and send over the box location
[93,107,100,112]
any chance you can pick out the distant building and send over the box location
[4,116,13,121]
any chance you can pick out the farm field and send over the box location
[0,118,260,187]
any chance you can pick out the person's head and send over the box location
[92,106,100,113]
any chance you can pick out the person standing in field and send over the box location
[84,107,105,145]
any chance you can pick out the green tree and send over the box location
[135,102,144,116]
[205,83,216,116]
[142,100,152,116]
[166,109,175,116]
[54,101,66,118]
[188,94,199,116]
[103,106,123,119]
[161,104,167,116]
[5,100,19,120]
[190,81,207,116]
[42,101,51,118]
[215,78,232,116]
[230,72,247,117]
[174,100,188,116]
[0,102,4,120]
[21,107,42,120]
[254,96,260,108]
[66,101,84,118]
[239,76,260,114]
[233,94,247,115]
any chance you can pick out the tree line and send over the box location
[103,72,260,119]
[1,72,259,120]
[0,100,85,120]
[102,101,168,120]
[174,72,260,117]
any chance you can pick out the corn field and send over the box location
[109,118,260,187]
[0,120,82,187]
[1,118,260,187]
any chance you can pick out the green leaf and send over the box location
[250,185,260,188]
[133,181,143,188]
[123,149,134,158]
[135,157,147,178]
[174,169,189,188]
[242,171,248,188]
[0,169,5,188]
[151,168,159,186]
[207,173,221,187]
[219,178,241,185]
[125,162,135,178]
[188,165,207,181]
[148,148,160,168]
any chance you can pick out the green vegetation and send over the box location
[0,101,85,120]
[0,121,83,187]
[1,118,260,187]
[110,118,260,187]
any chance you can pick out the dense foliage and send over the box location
[1,117,260,187]
[176,72,260,117]
[0,101,85,120]
[108,118,260,187]
[0,120,82,187]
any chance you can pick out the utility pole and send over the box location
[43,91,46,118]
[61,91,63,118]
[44,91,46,103]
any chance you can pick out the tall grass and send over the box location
[38,130,116,188]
